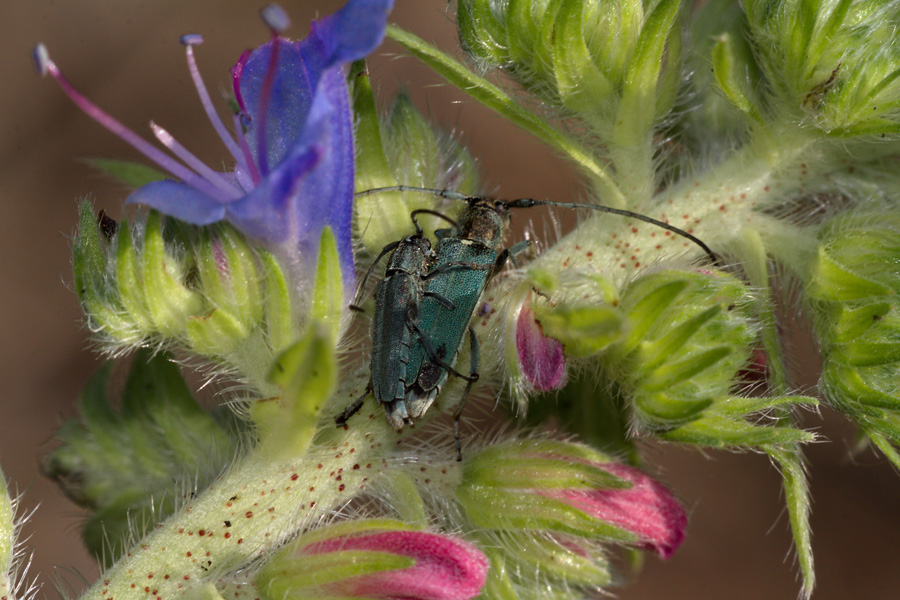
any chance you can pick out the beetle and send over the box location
[339,186,716,459]
[336,207,478,430]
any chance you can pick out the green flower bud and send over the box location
[609,269,757,424]
[530,275,626,358]
[607,269,815,447]
[187,225,265,355]
[73,204,299,367]
[808,208,900,463]
[745,0,900,136]
[458,0,683,137]
[352,62,478,254]
[457,440,635,541]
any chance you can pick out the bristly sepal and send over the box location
[808,206,900,467]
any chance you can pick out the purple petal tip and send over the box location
[33,43,50,76]
[180,34,204,46]
[260,4,291,33]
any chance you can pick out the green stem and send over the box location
[385,25,625,207]
[751,214,819,280]
[731,227,790,393]
[606,139,655,206]
[77,369,401,600]
[650,128,818,244]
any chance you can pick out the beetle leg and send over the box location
[335,384,373,426]
[423,260,493,278]
[494,239,533,271]
[409,319,480,383]
[453,325,481,462]
[351,240,401,310]
[410,208,458,233]
[423,290,456,310]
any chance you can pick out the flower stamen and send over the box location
[260,4,291,34]
[33,43,235,203]
[149,122,240,199]
[180,34,245,166]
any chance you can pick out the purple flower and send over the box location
[35,0,395,292]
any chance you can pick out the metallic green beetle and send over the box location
[339,187,716,459]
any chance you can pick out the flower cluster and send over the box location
[13,1,900,600]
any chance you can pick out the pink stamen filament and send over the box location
[40,52,231,203]
[183,42,246,166]
[150,122,241,199]
[232,113,262,186]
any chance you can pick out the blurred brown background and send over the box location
[2,1,899,598]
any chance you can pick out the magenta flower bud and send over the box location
[541,461,687,559]
[458,439,686,559]
[257,520,488,600]
[515,297,567,392]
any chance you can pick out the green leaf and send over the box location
[711,33,762,121]
[312,227,344,342]
[552,0,616,124]
[618,279,689,353]
[641,305,723,371]
[73,202,107,301]
[614,0,681,145]
[84,157,167,188]
[0,469,12,571]
[715,395,818,417]
[466,456,628,491]
[350,59,392,190]
[635,393,713,424]
[457,0,509,64]
[768,446,815,599]
[534,303,626,357]
[659,415,815,448]
[114,220,153,331]
[260,250,295,355]
[642,346,733,391]
[141,212,203,337]
[42,351,238,566]
[258,550,413,599]
[186,308,248,356]
[254,323,337,456]
[385,24,623,204]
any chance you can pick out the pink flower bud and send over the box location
[305,530,488,600]
[542,462,687,558]
[515,297,567,391]
[460,440,686,559]
[260,521,488,600]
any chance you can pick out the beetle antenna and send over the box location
[355,185,717,264]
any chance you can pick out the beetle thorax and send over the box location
[458,201,510,249]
